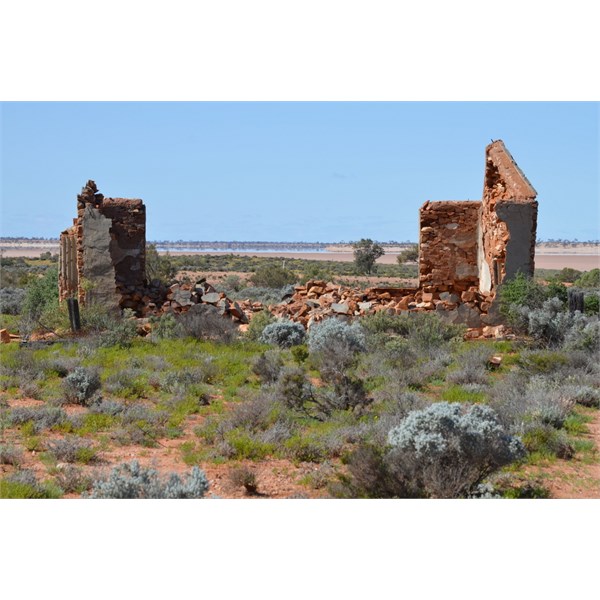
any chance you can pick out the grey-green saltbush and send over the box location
[0,287,26,315]
[491,374,575,432]
[63,367,101,406]
[387,402,525,498]
[307,318,366,356]
[87,461,209,499]
[9,406,67,432]
[260,320,306,348]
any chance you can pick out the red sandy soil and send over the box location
[532,412,600,499]
[3,390,598,498]
[0,396,329,499]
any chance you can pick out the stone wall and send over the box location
[415,140,538,326]
[59,181,146,313]
[419,201,480,294]
[479,140,538,292]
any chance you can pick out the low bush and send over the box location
[63,367,101,405]
[87,461,209,498]
[574,268,600,289]
[385,402,525,498]
[490,374,575,433]
[9,406,67,433]
[499,272,547,317]
[228,466,259,495]
[329,444,421,499]
[46,436,97,464]
[260,320,305,348]
[104,368,149,399]
[517,350,569,374]
[0,470,62,499]
[569,386,600,408]
[250,265,297,288]
[222,430,274,460]
[564,320,600,353]
[308,318,366,381]
[522,425,574,460]
[44,356,81,378]
[275,367,329,420]
[89,399,125,416]
[178,304,238,343]
[245,309,276,341]
[231,286,293,306]
[446,346,491,386]
[81,307,138,347]
[284,435,327,463]
[54,464,93,494]
[308,318,366,356]
[0,287,26,315]
[0,444,22,466]
[150,313,184,340]
[584,292,599,315]
[252,350,284,384]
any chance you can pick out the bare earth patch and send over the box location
[522,410,600,499]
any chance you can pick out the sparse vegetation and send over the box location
[1,256,598,499]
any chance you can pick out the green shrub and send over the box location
[46,436,97,464]
[145,243,177,283]
[522,425,574,460]
[284,435,326,463]
[150,313,184,340]
[499,272,547,316]
[246,310,276,342]
[517,350,569,374]
[574,269,600,289]
[224,430,273,460]
[584,293,599,315]
[0,471,62,499]
[291,344,309,364]
[250,264,297,288]
[22,267,59,323]
[554,268,582,283]
[545,279,568,304]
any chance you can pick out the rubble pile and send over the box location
[265,279,498,330]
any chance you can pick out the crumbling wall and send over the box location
[479,140,538,292]
[101,198,146,308]
[419,201,480,293]
[59,181,146,313]
[81,204,120,310]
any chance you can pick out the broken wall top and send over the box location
[484,140,537,203]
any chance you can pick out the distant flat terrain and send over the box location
[1,242,599,270]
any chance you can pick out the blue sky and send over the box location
[1,102,598,242]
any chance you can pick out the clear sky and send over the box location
[1,102,598,243]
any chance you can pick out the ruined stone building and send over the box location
[59,140,537,329]
[59,181,146,312]
[418,140,537,313]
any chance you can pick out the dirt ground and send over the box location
[522,411,600,499]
